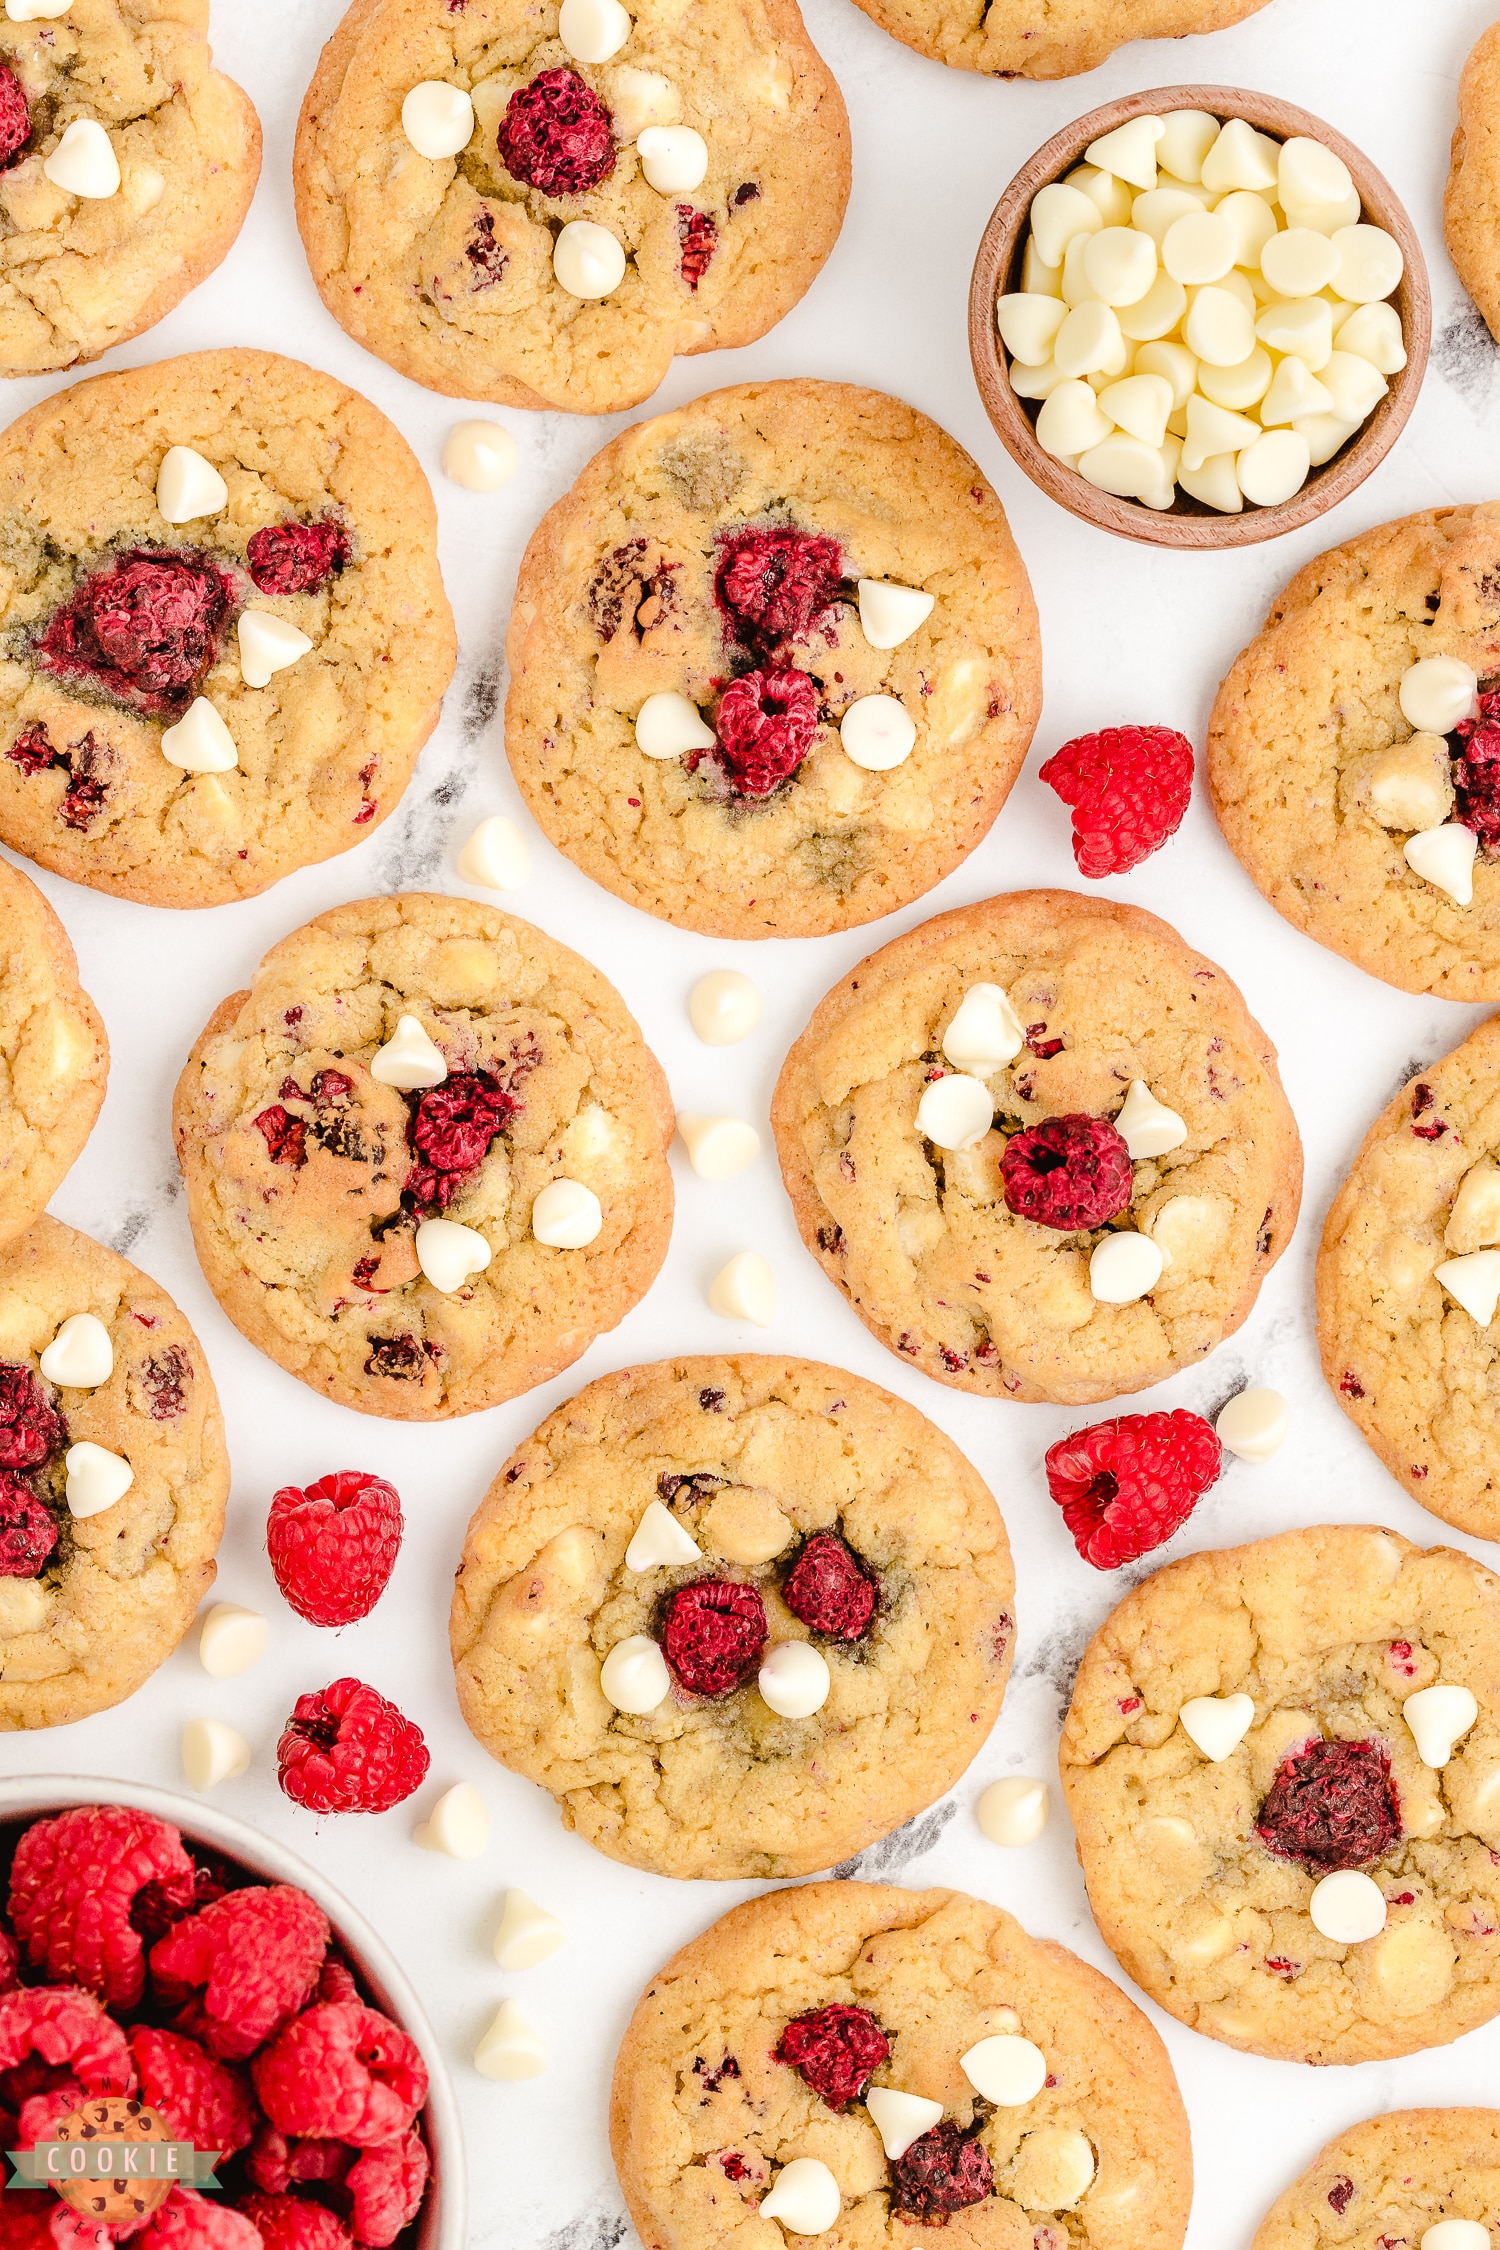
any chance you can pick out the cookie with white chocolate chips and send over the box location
[293,0,848,418]
[1060,1526,1500,2067]
[771,889,1301,1406]
[1447,17,1500,349]
[1251,2109,1500,2250]
[450,1357,1014,1880]
[609,1881,1191,2250]
[0,1214,228,1730]
[0,857,107,1248]
[505,381,1041,938]
[173,893,674,1421]
[845,0,1268,79]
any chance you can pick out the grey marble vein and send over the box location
[829,1796,957,1881]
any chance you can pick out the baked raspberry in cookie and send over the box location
[505,381,1041,937]
[845,0,1269,79]
[0,351,455,908]
[609,1882,1191,2250]
[0,1,259,377]
[771,889,1301,1405]
[0,858,106,1248]
[450,1357,1014,1879]
[1060,1526,1500,2065]
[173,894,673,1421]
[0,1216,228,1730]
[1251,2109,1500,2249]
[293,0,848,417]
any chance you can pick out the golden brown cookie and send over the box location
[173,893,674,1422]
[293,0,848,418]
[1447,21,1500,345]
[0,859,106,1247]
[1060,1525,1500,2066]
[770,889,1301,1406]
[450,1356,1014,1880]
[844,0,1270,77]
[1250,2109,1500,2249]
[0,1215,228,1730]
[505,381,1041,938]
[609,1881,1192,2250]
[0,350,456,909]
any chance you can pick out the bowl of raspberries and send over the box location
[0,1781,463,2250]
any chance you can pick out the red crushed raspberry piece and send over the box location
[661,1580,767,1695]
[403,1072,516,1213]
[1409,1080,1448,1139]
[267,1472,403,1628]
[276,1678,430,1814]
[8,722,54,776]
[0,1987,133,2096]
[254,1107,308,1170]
[246,521,349,598]
[138,2188,265,2250]
[1001,1115,1134,1232]
[1039,724,1194,878]
[35,554,234,717]
[252,2003,427,2147]
[1256,1738,1401,1872]
[246,2126,354,2197]
[9,1807,194,2009]
[1044,1410,1222,1570]
[676,205,716,289]
[1264,1956,1299,1978]
[773,2005,889,2107]
[347,2128,429,2247]
[715,527,844,652]
[733,181,760,205]
[1327,2177,1355,2215]
[141,1348,191,1421]
[887,2121,993,2218]
[150,1886,330,2060]
[1452,690,1500,852]
[1339,1370,1366,1399]
[129,2027,258,2156]
[1388,1640,1419,1678]
[496,69,614,196]
[711,668,819,797]
[362,1337,429,1384]
[0,1365,64,1471]
[58,735,108,830]
[466,209,507,285]
[236,2199,349,2250]
[0,1471,56,1576]
[781,1532,876,1641]
[0,66,30,169]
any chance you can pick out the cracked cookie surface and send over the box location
[0,1214,227,1730]
[450,1357,1014,1879]
[1059,1526,1500,2066]
[1250,2108,1500,2249]
[0,858,106,1247]
[505,381,1041,938]
[293,0,848,417]
[608,1881,1190,2249]
[770,889,1301,1406]
[844,0,1269,78]
[1447,21,1500,347]
[173,893,674,1422]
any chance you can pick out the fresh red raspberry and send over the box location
[16,2081,82,2147]
[496,69,613,196]
[150,1886,329,2061]
[138,2188,265,2250]
[276,1679,430,1815]
[252,2004,427,2148]
[711,669,819,797]
[246,520,349,598]
[246,2127,353,2197]
[662,1580,767,1695]
[0,67,30,168]
[0,1365,64,1471]
[0,1988,133,2096]
[1001,1115,1134,1232]
[314,1959,360,2009]
[36,554,234,717]
[0,1928,18,1992]
[1256,1738,1401,1872]
[676,206,716,290]
[266,1473,403,1628]
[129,1861,229,1950]
[130,2027,258,2156]
[347,2129,429,2247]
[46,2212,115,2250]
[781,1532,876,1641]
[1039,724,1194,878]
[774,2006,888,2107]
[235,2200,348,2250]
[10,1807,195,2009]
[715,527,844,651]
[0,1472,56,1576]
[1045,1409,1221,1569]
[887,2121,993,2218]
[0,2194,56,2249]
[403,1073,515,1213]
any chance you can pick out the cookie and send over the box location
[173,892,674,1422]
[505,381,1041,938]
[609,1880,1191,2250]
[844,0,1268,78]
[770,888,1301,1406]
[450,1356,1014,1880]
[0,1214,229,1730]
[1251,2110,1500,2249]
[0,349,456,909]
[1447,22,1500,346]
[0,0,259,378]
[1207,504,1500,1000]
[293,0,848,418]
[1059,1524,1500,2066]
[0,858,107,1247]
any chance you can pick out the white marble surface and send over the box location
[5,1,1500,2243]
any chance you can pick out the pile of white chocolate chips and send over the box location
[998,109,1406,513]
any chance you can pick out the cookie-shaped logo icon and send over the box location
[49,2096,174,2226]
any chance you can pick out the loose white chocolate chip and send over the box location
[474,2000,547,2081]
[1421,2225,1490,2250]
[1067,162,1132,226]
[1260,226,1340,297]
[160,698,237,774]
[7,0,73,16]
[1400,656,1479,734]
[856,579,935,650]
[1215,1387,1288,1461]
[1054,300,1126,379]
[1029,181,1103,268]
[415,1217,491,1293]
[371,1016,447,1089]
[635,690,715,758]
[1036,379,1113,458]
[1278,134,1352,209]
[1322,350,1388,422]
[181,1719,250,1793]
[1136,339,1197,407]
[1200,116,1280,193]
[553,219,626,298]
[1084,114,1165,192]
[708,1251,775,1326]
[199,1603,269,1678]
[156,446,227,524]
[1216,188,1278,265]
[494,1889,566,1969]
[1435,1249,1500,1326]
[760,2159,841,2236]
[840,694,916,770]
[1156,109,1219,183]
[443,421,517,492]
[238,611,314,689]
[600,1634,670,1713]
[1078,432,1173,504]
[942,984,1024,1072]
[458,815,530,890]
[1198,348,1272,412]
[39,1313,112,1389]
[676,1113,761,1181]
[1114,1079,1187,1158]
[1337,300,1407,372]
[1332,222,1403,302]
[558,0,631,62]
[997,293,1068,365]
[1183,286,1256,367]
[1296,410,1364,467]
[1237,429,1311,507]
[1132,187,1206,247]
[961,2034,1047,2106]
[1179,1692,1255,1760]
[65,1440,133,1519]
[1260,356,1333,425]
[44,118,120,197]
[1447,1160,1500,1253]
[865,2089,945,2161]
[1178,452,1242,513]
[636,124,706,193]
[758,1640,830,1718]
[1309,1868,1387,1943]
[1097,373,1173,446]
[1404,823,1478,906]
[531,1180,603,1248]
[625,1499,702,1571]
[1082,226,1157,307]
[1162,209,1234,285]
[413,1780,490,1858]
[1089,1231,1164,1304]
[401,82,474,159]
[690,969,760,1045]
[1116,271,1187,343]
[977,1776,1049,1846]
[1403,1683,1479,1769]
[916,1073,993,1152]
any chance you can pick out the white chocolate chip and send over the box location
[856,579,935,650]
[600,1633,670,1714]
[44,118,120,198]
[1036,379,1113,458]
[864,2089,944,2161]
[474,1999,547,2081]
[1260,355,1333,426]
[494,1889,566,1969]
[559,0,631,61]
[401,82,475,160]
[636,124,706,193]
[997,293,1068,365]
[65,1440,133,1519]
[1321,350,1388,423]
[1117,271,1187,344]
[1084,115,1165,192]
[370,1015,447,1089]
[39,1313,112,1389]
[1237,429,1311,508]
[1363,733,1454,828]
[443,421,518,492]
[625,1499,702,1571]
[532,1180,603,1248]
[976,1776,1049,1846]
[1336,301,1407,374]
[1447,1161,1500,1253]
[676,1113,761,1181]
[1260,227,1340,297]
[156,446,227,525]
[1155,108,1219,183]
[198,1603,269,1678]
[160,698,237,774]
[1215,1387,1288,1461]
[1309,1868,1387,1943]
[1179,1692,1255,1760]
[1009,360,1065,402]
[415,1217,491,1293]
[181,1718,250,1793]
[1135,339,1197,407]
[1403,1683,1480,1769]
[689,970,760,1046]
[237,611,313,689]
[1082,226,1157,307]
[961,2033,1047,2106]
[458,815,529,890]
[1054,300,1126,379]
[1256,297,1334,368]
[708,1251,775,1325]
[413,1780,490,1858]
[1078,432,1173,504]
[1162,209,1234,285]
[1198,348,1272,413]
[1435,1249,1500,1326]
[1277,134,1353,209]
[1421,2225,1490,2250]
[1200,117,1280,193]
[1404,823,1478,906]
[1067,161,1132,226]
[1215,188,1278,266]
[7,0,73,16]
[1089,1232,1163,1304]
[758,1640,830,1718]
[1007,2127,1096,2214]
[1097,372,1172,446]
[1184,286,1256,368]
[761,2160,841,2236]
[553,219,626,298]
[1400,656,1479,734]
[840,693,916,771]
[1029,182,1103,268]
[1332,222,1403,302]
[1114,1080,1187,1158]
[635,690,715,758]
[603,63,679,136]
[916,1073,993,1152]
[942,984,1024,1072]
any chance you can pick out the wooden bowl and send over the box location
[969,85,1431,549]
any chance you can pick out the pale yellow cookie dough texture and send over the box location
[1447,20,1500,344]
[845,0,1270,76]
[1061,1526,1500,2066]
[293,0,849,416]
[1251,2109,1500,2249]
[610,1882,1192,2250]
[0,0,260,376]
[0,858,106,1247]
[0,1215,229,1730]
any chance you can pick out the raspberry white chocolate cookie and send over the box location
[1060,1526,1500,2066]
[0,1215,229,1730]
[1208,505,1500,998]
[1251,2110,1500,2250]
[0,0,259,377]
[771,889,1301,1406]
[1447,22,1500,348]
[609,1881,1191,2249]
[450,1357,1014,1879]
[846,0,1269,78]
[173,894,674,1422]
[505,381,1041,938]
[293,0,848,418]
[0,858,106,1247]
[0,350,456,909]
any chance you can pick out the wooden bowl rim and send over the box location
[968,83,1432,550]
